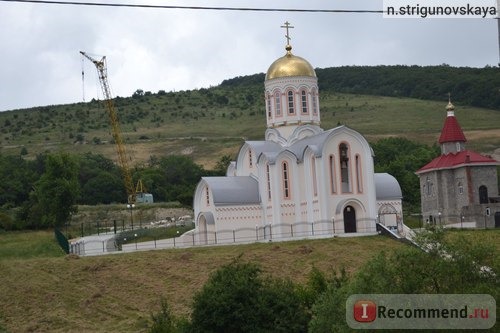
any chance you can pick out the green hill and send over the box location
[1,65,499,168]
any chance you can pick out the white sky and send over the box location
[0,0,498,111]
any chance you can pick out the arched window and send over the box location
[311,156,317,196]
[274,91,281,116]
[458,181,464,195]
[266,164,272,201]
[355,154,363,193]
[267,94,272,119]
[301,90,308,114]
[287,90,295,115]
[312,89,318,115]
[282,161,291,199]
[329,154,336,193]
[339,143,351,193]
[426,176,433,196]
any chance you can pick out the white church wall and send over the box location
[214,205,263,244]
[235,143,255,177]
[377,200,403,228]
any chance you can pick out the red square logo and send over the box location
[353,300,376,322]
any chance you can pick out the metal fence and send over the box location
[70,218,378,256]
[54,228,69,254]
[65,219,146,239]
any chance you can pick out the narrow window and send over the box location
[287,90,295,114]
[312,89,318,115]
[301,90,308,114]
[248,149,253,168]
[267,94,272,118]
[329,154,336,193]
[426,177,432,196]
[311,157,317,196]
[458,182,463,195]
[479,185,488,204]
[339,143,351,193]
[266,164,271,201]
[205,186,210,206]
[274,91,281,116]
[282,161,290,199]
[355,155,363,193]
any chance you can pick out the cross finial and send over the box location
[446,92,455,112]
[280,21,294,46]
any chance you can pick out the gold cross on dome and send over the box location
[281,21,294,45]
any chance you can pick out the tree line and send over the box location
[0,153,226,230]
[221,65,500,110]
[148,228,498,332]
[0,137,438,230]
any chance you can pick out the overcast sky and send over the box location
[0,0,498,112]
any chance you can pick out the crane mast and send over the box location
[80,51,136,204]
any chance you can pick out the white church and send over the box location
[193,24,403,245]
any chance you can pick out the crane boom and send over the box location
[80,51,136,204]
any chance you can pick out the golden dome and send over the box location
[265,45,316,80]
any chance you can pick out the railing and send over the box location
[54,228,69,254]
[70,218,379,256]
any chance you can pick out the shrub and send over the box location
[189,259,309,333]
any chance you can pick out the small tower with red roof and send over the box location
[416,99,500,228]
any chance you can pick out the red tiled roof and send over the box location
[438,115,466,144]
[416,150,499,174]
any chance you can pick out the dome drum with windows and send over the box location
[264,43,320,130]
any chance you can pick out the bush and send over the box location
[150,298,189,333]
[189,259,309,333]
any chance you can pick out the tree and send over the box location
[158,156,205,205]
[149,298,189,333]
[213,154,232,176]
[309,228,499,332]
[80,171,124,204]
[0,154,39,207]
[372,137,439,212]
[28,153,80,228]
[189,259,309,333]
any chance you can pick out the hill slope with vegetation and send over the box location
[0,229,498,332]
[0,65,499,229]
[1,65,498,166]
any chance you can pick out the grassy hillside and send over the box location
[0,231,403,332]
[1,66,499,169]
[0,229,498,332]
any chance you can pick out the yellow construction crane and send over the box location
[80,51,137,204]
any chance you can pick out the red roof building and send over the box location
[417,101,498,174]
[416,100,499,227]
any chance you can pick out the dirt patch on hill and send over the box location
[71,205,193,226]
[465,128,500,142]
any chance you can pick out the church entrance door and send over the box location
[495,212,500,228]
[343,205,357,233]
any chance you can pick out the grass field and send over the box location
[0,231,405,332]
[0,229,498,332]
